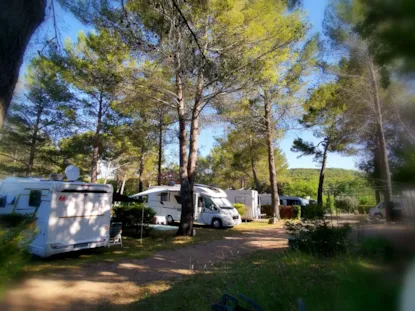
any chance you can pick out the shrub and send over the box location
[0,214,37,291]
[357,205,373,214]
[112,203,156,228]
[292,205,301,220]
[335,196,359,213]
[302,202,325,220]
[260,204,273,217]
[233,203,246,216]
[360,237,395,261]
[285,221,351,257]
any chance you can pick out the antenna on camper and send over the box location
[65,165,80,181]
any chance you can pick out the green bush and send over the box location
[302,202,325,220]
[233,203,246,216]
[360,237,395,260]
[285,221,351,257]
[335,196,359,213]
[112,203,156,228]
[260,204,273,217]
[292,205,301,220]
[0,214,37,292]
[357,205,373,214]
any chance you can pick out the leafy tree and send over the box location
[291,83,355,207]
[323,0,395,220]
[356,0,415,73]
[0,0,46,128]
[207,129,287,191]
[0,56,73,176]
[49,30,133,182]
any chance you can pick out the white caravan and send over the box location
[225,190,261,220]
[0,177,113,257]
[130,184,241,228]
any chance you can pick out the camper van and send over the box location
[130,184,241,228]
[259,194,309,207]
[225,189,261,220]
[0,177,113,257]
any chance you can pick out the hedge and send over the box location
[261,205,300,219]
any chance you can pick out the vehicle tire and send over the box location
[212,218,222,229]
[374,213,383,220]
[166,215,174,225]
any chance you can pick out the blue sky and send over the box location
[20,0,358,171]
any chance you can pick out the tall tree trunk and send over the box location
[26,106,42,176]
[317,137,330,207]
[369,59,393,221]
[157,118,163,186]
[0,0,46,128]
[264,90,280,222]
[120,176,127,195]
[138,153,144,193]
[176,71,193,236]
[249,134,261,191]
[91,97,103,183]
[103,161,111,184]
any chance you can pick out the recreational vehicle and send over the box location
[259,194,309,207]
[225,189,261,220]
[0,175,113,257]
[130,184,241,228]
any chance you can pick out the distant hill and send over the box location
[285,168,363,184]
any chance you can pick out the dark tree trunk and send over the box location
[138,153,144,193]
[264,91,280,221]
[369,59,393,221]
[0,0,46,128]
[249,134,261,191]
[91,97,103,183]
[26,106,43,176]
[157,118,163,186]
[375,190,381,204]
[176,71,194,236]
[317,138,329,207]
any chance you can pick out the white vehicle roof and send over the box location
[130,184,227,198]
[0,177,113,193]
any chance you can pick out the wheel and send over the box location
[166,215,174,225]
[374,213,383,220]
[212,218,222,229]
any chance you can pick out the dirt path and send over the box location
[1,226,287,311]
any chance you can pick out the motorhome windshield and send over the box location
[212,197,234,209]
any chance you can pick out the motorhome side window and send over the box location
[160,193,168,202]
[29,190,42,207]
[0,195,6,208]
[203,197,216,210]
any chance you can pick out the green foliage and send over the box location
[285,221,352,257]
[335,196,359,212]
[260,204,273,217]
[360,237,395,261]
[139,250,399,311]
[112,203,156,228]
[292,205,301,220]
[302,202,325,220]
[357,205,372,214]
[233,203,246,216]
[357,0,415,73]
[0,215,37,292]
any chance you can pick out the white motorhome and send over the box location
[225,189,261,220]
[130,184,241,228]
[0,177,113,257]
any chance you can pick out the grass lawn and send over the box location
[128,250,404,311]
[25,221,281,273]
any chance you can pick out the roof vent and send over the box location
[168,181,176,186]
